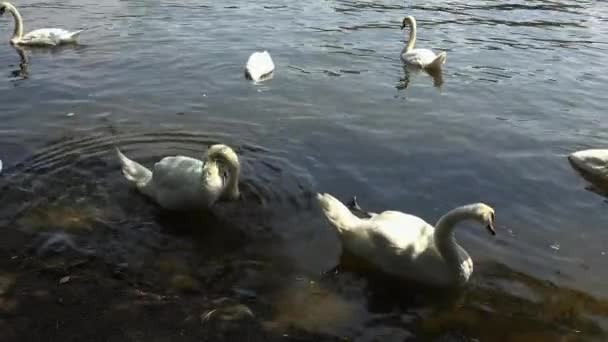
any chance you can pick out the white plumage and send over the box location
[0,2,83,46]
[568,149,608,180]
[116,144,241,211]
[317,193,496,287]
[245,51,275,82]
[400,16,446,70]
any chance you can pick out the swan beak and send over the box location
[0,8,5,15]
[400,23,405,30]
[486,222,496,236]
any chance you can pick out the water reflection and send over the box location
[9,46,28,80]
[416,262,608,341]
[568,157,608,200]
[397,64,443,91]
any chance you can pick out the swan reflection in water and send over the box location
[397,64,444,91]
[10,45,29,79]
[8,44,86,81]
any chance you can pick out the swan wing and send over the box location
[401,49,437,68]
[21,28,82,45]
[366,211,435,254]
[340,210,435,261]
[345,211,455,285]
[245,51,275,81]
[150,156,205,190]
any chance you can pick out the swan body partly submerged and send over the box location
[116,144,240,210]
[0,2,83,46]
[317,193,496,287]
[400,16,446,70]
[568,149,608,180]
[245,51,275,82]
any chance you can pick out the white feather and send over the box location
[400,16,446,70]
[116,145,241,211]
[568,149,608,180]
[245,51,275,82]
[1,2,84,46]
[317,193,496,287]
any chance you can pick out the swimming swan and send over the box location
[400,16,446,70]
[317,193,496,287]
[116,144,240,210]
[245,51,275,82]
[568,149,608,181]
[0,2,83,46]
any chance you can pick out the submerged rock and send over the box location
[201,298,259,339]
[30,232,95,257]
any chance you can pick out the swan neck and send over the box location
[405,17,416,52]
[223,160,240,200]
[5,3,24,41]
[434,207,473,281]
[207,147,240,200]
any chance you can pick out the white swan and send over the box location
[116,144,240,211]
[400,16,446,70]
[568,149,608,180]
[0,2,83,46]
[245,51,275,82]
[317,193,496,287]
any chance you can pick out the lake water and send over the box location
[1,0,608,340]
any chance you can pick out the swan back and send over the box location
[245,51,275,82]
[568,149,608,179]
[20,28,83,46]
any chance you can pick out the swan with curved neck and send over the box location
[317,193,496,286]
[400,16,446,70]
[116,144,240,211]
[0,2,83,46]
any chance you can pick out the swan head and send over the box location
[467,203,496,235]
[0,4,6,16]
[205,144,240,201]
[401,16,416,30]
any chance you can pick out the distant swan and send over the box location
[116,144,240,211]
[568,149,608,181]
[400,16,446,70]
[317,193,496,287]
[0,2,83,46]
[245,51,275,82]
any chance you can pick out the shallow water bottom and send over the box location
[1,197,607,341]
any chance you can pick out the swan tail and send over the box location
[115,148,152,189]
[317,193,362,233]
[428,52,446,69]
[67,30,84,41]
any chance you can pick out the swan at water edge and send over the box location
[317,193,496,287]
[0,2,83,46]
[400,16,446,70]
[245,51,275,82]
[116,144,240,211]
[568,149,608,180]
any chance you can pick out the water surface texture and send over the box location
[1,0,608,340]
